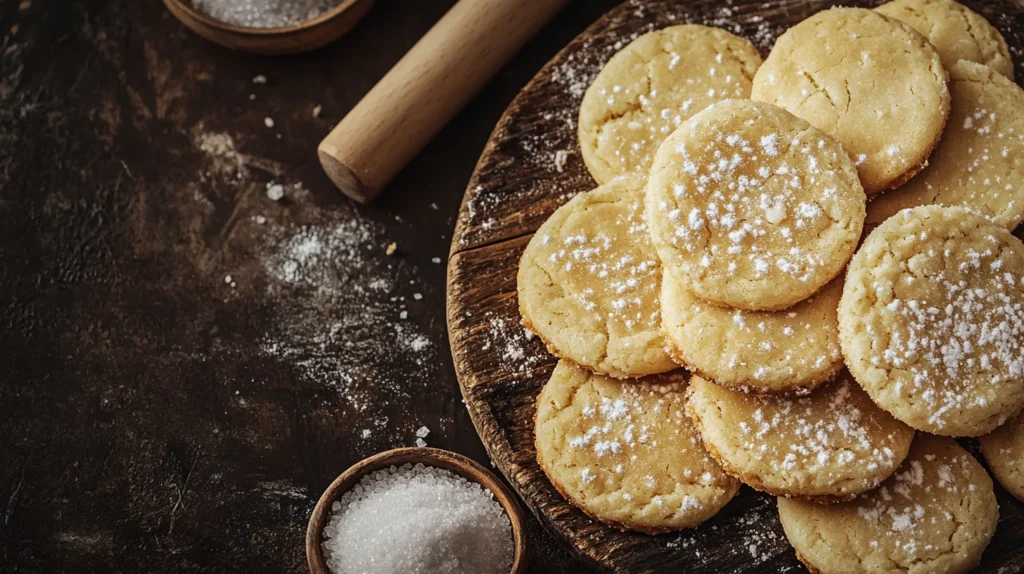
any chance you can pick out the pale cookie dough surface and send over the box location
[518,176,675,378]
[751,7,950,195]
[661,273,843,394]
[686,375,914,500]
[868,61,1024,229]
[840,206,1024,436]
[779,435,998,574]
[979,410,1024,501]
[579,25,762,185]
[535,361,739,532]
[876,0,1014,80]
[645,99,864,311]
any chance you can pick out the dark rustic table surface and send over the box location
[0,0,624,571]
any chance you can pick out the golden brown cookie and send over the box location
[840,206,1024,436]
[645,99,865,311]
[579,25,762,184]
[779,435,998,574]
[867,60,1024,229]
[518,176,676,378]
[752,7,950,195]
[979,410,1024,502]
[535,361,739,532]
[661,273,843,394]
[876,0,1014,79]
[685,374,915,500]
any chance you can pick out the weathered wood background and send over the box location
[447,0,1024,571]
[0,0,636,571]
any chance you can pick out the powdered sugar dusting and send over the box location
[879,243,1024,429]
[654,101,859,293]
[459,3,780,248]
[562,372,731,511]
[847,439,988,563]
[706,378,906,491]
[257,217,436,413]
[480,315,544,380]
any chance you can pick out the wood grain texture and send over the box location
[0,1,634,572]
[448,0,1024,571]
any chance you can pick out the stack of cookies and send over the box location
[517,1,1024,571]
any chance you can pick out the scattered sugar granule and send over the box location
[385,242,397,256]
[264,116,275,128]
[554,150,570,173]
[320,463,514,574]
[252,74,267,84]
[409,335,430,352]
[360,429,371,439]
[414,438,427,448]
[312,104,322,118]
[415,426,430,438]
[431,257,442,264]
[266,183,285,201]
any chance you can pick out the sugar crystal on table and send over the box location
[321,463,513,574]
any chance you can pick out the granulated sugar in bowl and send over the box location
[191,0,341,28]
[321,463,514,574]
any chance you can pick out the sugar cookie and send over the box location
[840,206,1024,436]
[661,274,843,394]
[518,176,675,378]
[685,375,915,500]
[579,25,762,184]
[779,435,998,574]
[868,61,1024,229]
[979,410,1024,502]
[752,7,950,195]
[876,0,1013,79]
[645,99,864,310]
[535,361,739,532]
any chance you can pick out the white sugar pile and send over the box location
[191,0,340,28]
[322,464,514,574]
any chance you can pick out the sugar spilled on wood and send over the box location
[258,216,437,416]
[321,463,514,574]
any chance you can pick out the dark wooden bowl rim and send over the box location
[305,447,528,574]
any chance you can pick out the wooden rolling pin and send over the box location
[318,0,569,203]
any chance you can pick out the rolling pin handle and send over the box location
[318,0,569,203]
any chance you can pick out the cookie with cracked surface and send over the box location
[778,435,998,574]
[517,175,675,378]
[579,24,762,185]
[685,375,914,500]
[875,0,1014,80]
[534,361,739,533]
[840,205,1024,436]
[645,99,864,311]
[751,7,950,195]
[868,60,1024,229]
[661,273,843,394]
[979,410,1024,501]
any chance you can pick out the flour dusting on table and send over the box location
[258,216,436,412]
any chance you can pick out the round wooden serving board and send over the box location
[446,1,1024,571]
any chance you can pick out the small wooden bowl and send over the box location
[306,447,527,574]
[162,0,375,55]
